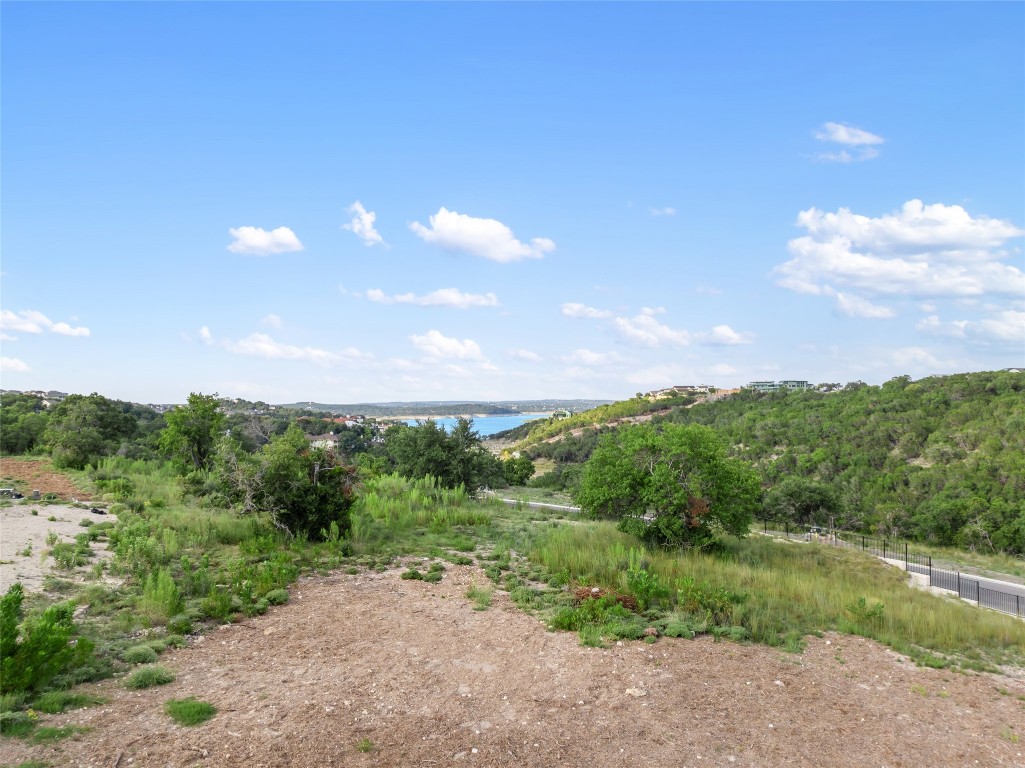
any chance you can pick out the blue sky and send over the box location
[2,2,1023,404]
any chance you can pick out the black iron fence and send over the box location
[757,519,1025,619]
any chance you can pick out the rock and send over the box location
[625,688,647,697]
[643,627,659,637]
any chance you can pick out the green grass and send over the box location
[466,583,493,611]
[124,665,175,690]
[122,644,160,664]
[531,522,1025,668]
[31,692,105,714]
[164,697,216,726]
[357,737,374,753]
[29,725,90,744]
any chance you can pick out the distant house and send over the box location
[706,387,741,401]
[747,380,813,393]
[305,434,340,450]
[645,385,713,401]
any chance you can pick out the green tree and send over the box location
[43,394,138,469]
[764,476,844,527]
[575,423,761,549]
[383,418,502,489]
[159,393,225,471]
[503,455,535,485]
[0,393,49,454]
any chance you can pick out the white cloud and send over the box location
[613,309,692,347]
[0,309,90,337]
[776,201,1025,320]
[341,201,385,247]
[409,330,484,360]
[366,288,500,309]
[202,327,369,366]
[508,348,542,362]
[561,302,613,319]
[198,326,214,345]
[561,349,614,365]
[651,207,677,217]
[815,122,885,146]
[0,357,29,372]
[0,332,16,341]
[227,226,304,255]
[260,314,283,329]
[410,207,555,263]
[709,363,738,376]
[832,291,896,319]
[695,285,723,296]
[917,310,1024,343]
[813,122,884,162]
[699,325,754,345]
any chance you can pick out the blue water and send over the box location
[402,413,547,436]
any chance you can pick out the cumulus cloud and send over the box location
[775,200,1025,323]
[651,207,677,217]
[260,314,283,329]
[409,330,484,360]
[614,308,692,347]
[202,327,369,366]
[561,302,613,319]
[508,348,542,362]
[410,207,555,263]
[0,309,90,337]
[366,288,500,309]
[227,226,304,255]
[813,121,884,162]
[0,357,30,372]
[341,201,385,247]
[561,349,614,365]
[917,310,1025,343]
[699,325,754,345]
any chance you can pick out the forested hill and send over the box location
[519,371,1025,554]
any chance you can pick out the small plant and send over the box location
[124,665,175,690]
[400,568,424,580]
[625,548,670,610]
[357,737,374,753]
[1001,726,1020,744]
[264,589,289,606]
[138,569,182,624]
[45,531,58,547]
[166,614,194,635]
[30,724,91,743]
[466,583,493,611]
[30,509,38,516]
[123,645,160,665]
[164,696,216,726]
[32,691,105,714]
[18,543,32,557]
[0,709,37,737]
[846,596,885,624]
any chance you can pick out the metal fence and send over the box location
[757,519,1025,619]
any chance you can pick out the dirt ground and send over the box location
[0,502,116,593]
[6,565,1024,768]
[0,457,92,500]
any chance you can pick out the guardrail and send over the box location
[757,519,1024,619]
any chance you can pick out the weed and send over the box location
[910,684,929,697]
[466,583,493,611]
[123,645,159,664]
[400,568,424,581]
[124,665,175,690]
[30,725,91,743]
[31,691,105,714]
[18,543,32,557]
[138,569,182,624]
[357,737,374,753]
[164,697,216,726]
[1000,726,1020,744]
[0,710,37,737]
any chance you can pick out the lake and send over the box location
[402,413,548,436]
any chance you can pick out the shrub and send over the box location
[466,583,493,611]
[400,568,424,580]
[30,724,91,743]
[264,589,288,606]
[166,614,193,635]
[0,583,94,694]
[123,645,159,664]
[164,696,216,726]
[124,665,175,690]
[137,569,182,624]
[0,710,37,737]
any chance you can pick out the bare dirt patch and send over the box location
[6,565,1024,767]
[0,502,116,593]
[0,457,92,500]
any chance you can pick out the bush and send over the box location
[167,614,193,635]
[264,589,288,606]
[124,665,175,690]
[0,710,37,737]
[123,645,159,664]
[0,583,94,694]
[32,691,105,714]
[164,696,216,726]
[137,569,182,624]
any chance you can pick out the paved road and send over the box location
[496,497,581,513]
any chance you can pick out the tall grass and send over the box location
[532,523,1025,665]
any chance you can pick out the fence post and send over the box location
[928,556,932,585]
[1018,595,1022,618]
[883,540,887,559]
[862,535,865,551]
[957,572,961,596]
[785,521,790,539]
[904,542,908,570]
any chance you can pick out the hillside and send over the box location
[513,371,1025,554]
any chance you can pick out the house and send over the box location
[747,380,813,393]
[305,434,340,450]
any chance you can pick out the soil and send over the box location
[6,564,1024,768]
[0,457,92,500]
